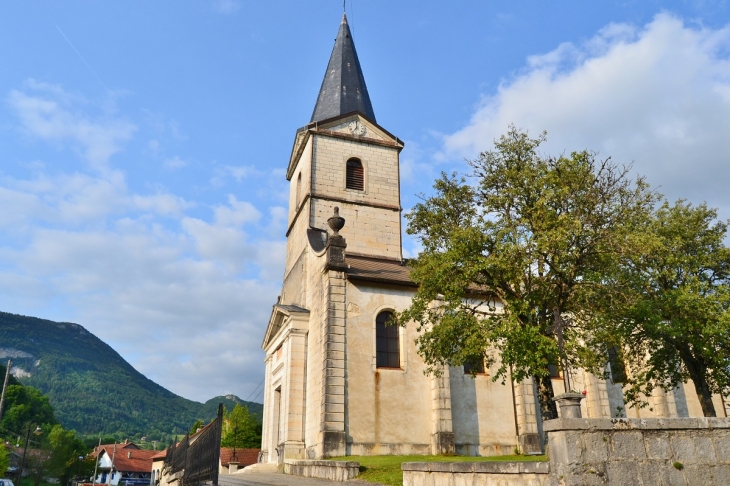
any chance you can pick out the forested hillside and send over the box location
[0,311,262,439]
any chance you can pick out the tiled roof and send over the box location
[220,448,259,467]
[93,444,158,473]
[108,449,158,473]
[346,254,416,287]
[92,442,139,457]
[311,13,376,123]
[150,451,167,460]
[275,304,310,314]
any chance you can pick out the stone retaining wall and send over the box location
[402,461,549,486]
[545,417,730,485]
[283,459,360,481]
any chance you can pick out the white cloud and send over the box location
[209,165,261,187]
[7,80,136,171]
[0,220,278,400]
[443,14,730,218]
[226,165,258,182]
[214,195,261,226]
[213,0,240,14]
[147,139,161,155]
[0,183,283,400]
[1,80,285,402]
[163,155,188,169]
[133,193,193,216]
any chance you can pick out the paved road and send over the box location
[218,473,385,486]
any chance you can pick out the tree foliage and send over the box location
[46,425,95,485]
[1,385,57,436]
[221,404,261,449]
[400,127,656,413]
[0,444,9,478]
[190,420,204,435]
[604,200,730,416]
[0,369,94,485]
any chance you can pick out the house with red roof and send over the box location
[218,447,259,474]
[92,441,157,486]
[149,450,167,486]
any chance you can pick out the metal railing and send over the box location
[162,404,223,486]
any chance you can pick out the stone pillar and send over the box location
[319,226,348,458]
[513,378,542,454]
[261,354,273,463]
[228,462,239,474]
[282,329,307,460]
[430,367,455,455]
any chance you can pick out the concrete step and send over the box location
[237,463,279,474]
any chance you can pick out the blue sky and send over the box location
[3,1,730,405]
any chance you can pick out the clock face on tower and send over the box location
[348,120,367,136]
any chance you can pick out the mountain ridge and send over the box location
[0,311,262,438]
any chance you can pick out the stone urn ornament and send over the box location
[328,207,346,234]
[553,392,585,418]
[325,207,347,271]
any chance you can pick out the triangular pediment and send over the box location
[261,304,310,349]
[317,113,389,141]
[286,112,404,180]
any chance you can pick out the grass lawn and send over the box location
[18,480,57,486]
[332,454,548,486]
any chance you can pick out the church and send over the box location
[258,14,728,464]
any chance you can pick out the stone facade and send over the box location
[402,461,550,486]
[545,417,730,485]
[259,108,730,465]
[400,418,730,486]
[283,460,360,481]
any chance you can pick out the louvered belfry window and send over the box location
[376,311,400,368]
[346,158,364,191]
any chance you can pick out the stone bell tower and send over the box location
[282,13,405,283]
[261,13,405,463]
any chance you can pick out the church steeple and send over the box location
[310,14,376,123]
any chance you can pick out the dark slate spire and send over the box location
[311,13,376,123]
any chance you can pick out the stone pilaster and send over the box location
[584,371,611,418]
[282,329,308,460]
[261,354,273,463]
[430,367,455,454]
[650,386,671,417]
[319,259,347,457]
[513,378,542,454]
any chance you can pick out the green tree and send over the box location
[606,200,730,417]
[1,385,57,436]
[221,404,261,449]
[399,127,655,416]
[0,443,9,477]
[46,425,92,485]
[190,420,204,435]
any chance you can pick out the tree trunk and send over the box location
[682,351,716,417]
[535,375,558,420]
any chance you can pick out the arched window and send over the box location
[346,158,364,191]
[376,311,399,368]
[296,172,302,206]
